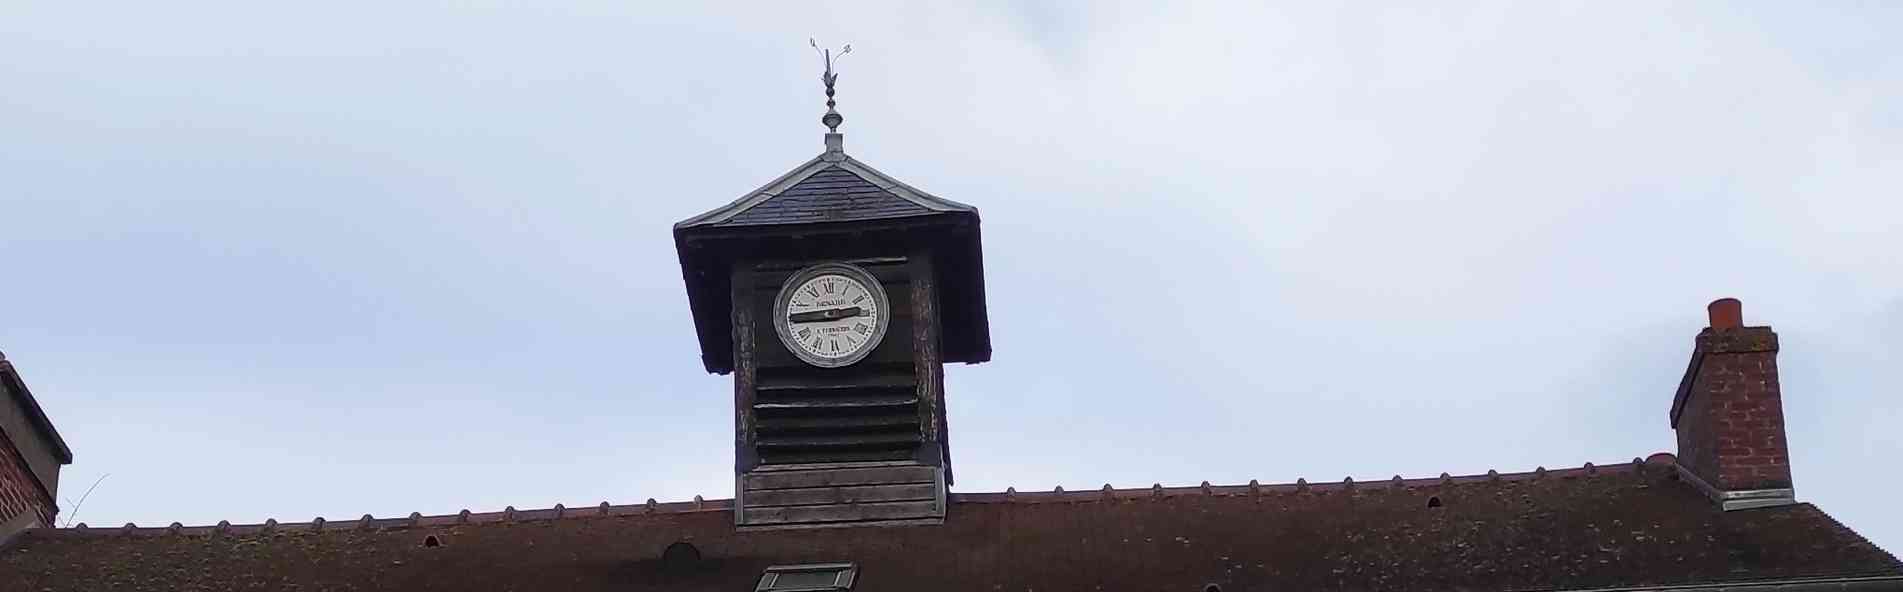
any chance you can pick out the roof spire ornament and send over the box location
[810,38,852,136]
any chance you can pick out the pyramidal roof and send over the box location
[676,133,975,230]
[671,132,990,374]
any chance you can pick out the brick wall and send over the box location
[0,425,56,528]
[1671,309,1792,493]
[1673,367,1719,487]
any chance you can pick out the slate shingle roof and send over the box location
[674,151,975,231]
[673,143,991,374]
[5,457,1898,591]
[720,166,931,226]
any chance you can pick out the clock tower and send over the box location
[673,52,989,528]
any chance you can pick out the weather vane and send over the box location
[810,38,852,133]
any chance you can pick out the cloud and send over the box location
[2,1,1897,548]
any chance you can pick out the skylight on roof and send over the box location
[755,563,857,592]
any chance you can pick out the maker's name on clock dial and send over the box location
[772,262,891,367]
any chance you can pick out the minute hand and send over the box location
[787,306,866,324]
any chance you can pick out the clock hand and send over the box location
[787,306,866,324]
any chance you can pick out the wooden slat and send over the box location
[755,414,919,432]
[745,483,938,507]
[752,388,912,403]
[749,258,910,281]
[755,361,913,381]
[756,432,921,449]
[759,449,915,464]
[753,395,916,409]
[742,500,940,525]
[910,249,948,473]
[744,465,937,490]
[756,373,915,391]
[733,261,760,472]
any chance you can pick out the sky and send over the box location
[2,1,1899,551]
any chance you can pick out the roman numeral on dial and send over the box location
[779,266,887,366]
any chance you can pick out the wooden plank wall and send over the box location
[738,465,945,527]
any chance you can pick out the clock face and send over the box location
[772,263,891,368]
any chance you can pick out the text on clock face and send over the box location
[783,274,881,359]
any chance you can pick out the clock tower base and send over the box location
[736,462,946,528]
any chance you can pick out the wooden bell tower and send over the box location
[673,54,989,528]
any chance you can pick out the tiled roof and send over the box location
[5,456,1898,591]
[720,166,931,226]
[674,149,975,231]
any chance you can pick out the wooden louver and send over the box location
[751,368,922,465]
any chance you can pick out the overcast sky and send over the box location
[3,2,1899,550]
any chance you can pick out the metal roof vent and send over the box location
[756,562,857,592]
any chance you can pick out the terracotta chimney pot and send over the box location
[1708,298,1743,329]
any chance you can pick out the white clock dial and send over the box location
[773,263,890,368]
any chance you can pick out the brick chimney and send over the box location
[1668,299,1795,511]
[0,350,74,542]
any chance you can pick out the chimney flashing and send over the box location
[1673,463,1797,511]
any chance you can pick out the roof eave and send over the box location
[0,359,74,464]
[675,152,975,232]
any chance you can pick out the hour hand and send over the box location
[787,307,865,323]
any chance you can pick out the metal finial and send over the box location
[810,38,852,133]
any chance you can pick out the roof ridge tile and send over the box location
[35,459,1657,538]
[945,458,1651,505]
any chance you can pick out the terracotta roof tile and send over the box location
[5,458,1898,591]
